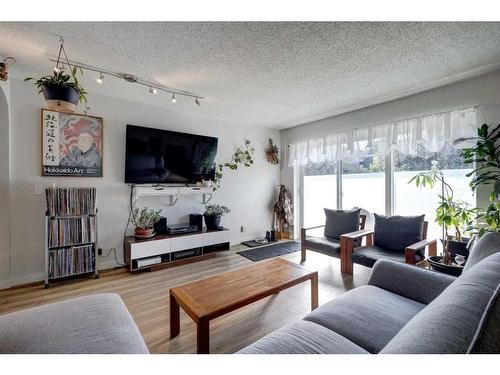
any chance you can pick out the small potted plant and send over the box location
[25,66,87,112]
[130,206,162,238]
[203,204,230,230]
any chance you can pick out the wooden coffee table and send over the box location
[169,257,319,353]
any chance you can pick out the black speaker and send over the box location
[154,217,168,235]
[189,214,203,231]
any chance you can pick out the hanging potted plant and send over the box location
[410,161,475,275]
[130,206,162,239]
[203,204,231,230]
[24,38,87,112]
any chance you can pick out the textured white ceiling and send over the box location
[1,22,500,129]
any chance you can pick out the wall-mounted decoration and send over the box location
[265,138,279,164]
[212,140,255,191]
[41,109,103,177]
[0,56,15,81]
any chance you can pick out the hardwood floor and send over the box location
[0,245,371,354]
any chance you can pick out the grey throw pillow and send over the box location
[324,208,361,240]
[374,214,425,253]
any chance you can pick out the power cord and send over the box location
[99,185,134,267]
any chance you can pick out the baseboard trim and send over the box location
[0,279,11,290]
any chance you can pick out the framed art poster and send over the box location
[41,109,103,177]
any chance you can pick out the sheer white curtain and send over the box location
[288,107,477,166]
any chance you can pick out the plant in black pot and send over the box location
[410,160,475,274]
[25,67,87,113]
[203,204,231,230]
[24,38,87,112]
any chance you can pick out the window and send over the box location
[394,146,475,240]
[303,161,337,235]
[342,155,385,214]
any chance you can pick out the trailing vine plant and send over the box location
[212,140,255,191]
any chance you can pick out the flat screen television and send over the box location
[125,124,218,184]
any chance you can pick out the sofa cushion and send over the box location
[304,285,425,353]
[381,252,500,354]
[467,283,500,353]
[303,236,341,257]
[0,293,149,354]
[237,320,368,354]
[352,245,423,268]
[324,208,361,240]
[374,214,424,252]
[463,232,500,272]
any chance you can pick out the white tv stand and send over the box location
[124,228,230,272]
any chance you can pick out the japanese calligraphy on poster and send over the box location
[41,109,103,177]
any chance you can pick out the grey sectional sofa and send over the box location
[239,232,500,354]
[0,293,148,354]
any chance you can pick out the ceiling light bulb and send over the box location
[97,72,104,84]
[171,93,177,103]
[195,97,201,106]
[149,86,157,94]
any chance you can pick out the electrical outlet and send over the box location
[34,185,44,195]
[240,226,245,232]
[98,248,103,256]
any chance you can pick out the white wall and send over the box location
[280,69,500,212]
[0,80,10,289]
[7,78,280,286]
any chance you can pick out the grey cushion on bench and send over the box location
[352,245,424,268]
[0,293,148,354]
[304,285,425,353]
[238,320,368,354]
[381,252,500,354]
[373,214,424,253]
[324,208,361,240]
[302,237,341,257]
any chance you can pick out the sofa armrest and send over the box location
[368,259,456,305]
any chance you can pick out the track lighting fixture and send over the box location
[47,38,203,106]
[97,72,104,84]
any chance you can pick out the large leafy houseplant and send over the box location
[409,161,475,264]
[25,66,87,112]
[460,123,500,239]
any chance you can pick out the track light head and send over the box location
[97,72,104,84]
[195,97,201,106]
[149,86,157,94]
[171,93,177,103]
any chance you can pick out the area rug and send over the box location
[237,241,300,261]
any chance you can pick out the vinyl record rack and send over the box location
[44,187,99,288]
